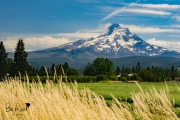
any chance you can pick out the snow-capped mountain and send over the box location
[29,23,180,61]
[56,23,179,58]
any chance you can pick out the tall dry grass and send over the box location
[0,75,179,120]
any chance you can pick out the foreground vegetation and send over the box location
[1,76,180,119]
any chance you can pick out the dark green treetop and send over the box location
[116,66,121,75]
[63,62,69,74]
[66,68,79,76]
[0,41,9,80]
[83,57,114,76]
[13,39,29,76]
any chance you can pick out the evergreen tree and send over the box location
[28,66,37,76]
[56,64,62,75]
[50,63,56,75]
[116,66,121,75]
[104,58,114,75]
[60,65,65,76]
[151,66,154,69]
[7,58,13,74]
[83,62,95,76]
[132,66,135,73]
[13,39,29,76]
[124,68,132,74]
[63,62,69,74]
[121,66,125,73]
[0,41,9,80]
[136,62,141,73]
[47,68,50,75]
[39,66,46,76]
[147,66,150,70]
[171,66,175,80]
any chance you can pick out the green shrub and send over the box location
[120,77,127,82]
[137,76,143,82]
[108,75,118,81]
[96,75,108,82]
[66,76,97,83]
[164,77,171,81]
[121,73,130,80]
[130,74,138,80]
[67,76,77,82]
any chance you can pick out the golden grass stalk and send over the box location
[0,77,133,120]
[0,77,179,120]
[131,82,179,120]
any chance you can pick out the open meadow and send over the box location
[75,81,180,105]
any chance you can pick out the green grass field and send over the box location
[73,81,180,105]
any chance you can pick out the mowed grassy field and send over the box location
[74,81,180,104]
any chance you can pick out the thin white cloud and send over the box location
[169,35,180,37]
[131,4,180,9]
[172,15,180,22]
[121,24,180,33]
[3,36,71,52]
[54,24,113,39]
[56,24,180,41]
[55,32,100,39]
[76,23,111,33]
[170,24,180,28]
[147,38,180,51]
[101,8,171,21]
[75,23,180,35]
[100,0,139,21]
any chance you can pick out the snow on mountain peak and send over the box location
[56,23,180,57]
[105,23,121,35]
[104,23,131,36]
[75,23,144,53]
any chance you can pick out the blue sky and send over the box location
[0,0,180,52]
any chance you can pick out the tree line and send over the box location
[38,62,79,76]
[0,39,30,80]
[83,58,180,82]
